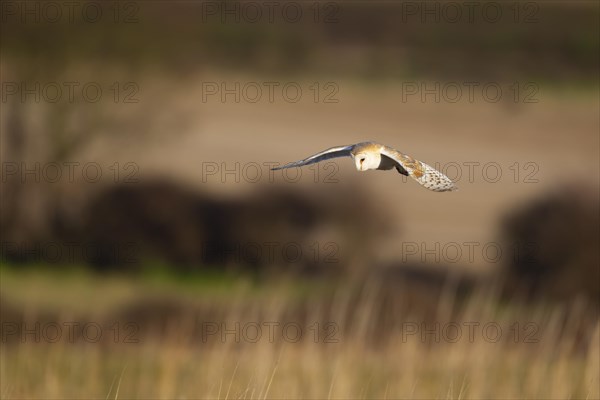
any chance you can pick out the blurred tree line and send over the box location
[1,1,598,81]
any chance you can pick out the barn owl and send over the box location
[272,142,457,192]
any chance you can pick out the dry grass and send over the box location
[1,269,598,399]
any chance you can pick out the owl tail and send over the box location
[410,161,458,192]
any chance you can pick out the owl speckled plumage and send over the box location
[272,141,457,192]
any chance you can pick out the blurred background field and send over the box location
[1,1,599,398]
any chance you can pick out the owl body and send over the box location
[272,141,457,192]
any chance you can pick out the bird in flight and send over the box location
[272,142,457,192]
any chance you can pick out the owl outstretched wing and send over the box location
[380,146,457,192]
[271,145,354,170]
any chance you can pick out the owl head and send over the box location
[353,151,381,171]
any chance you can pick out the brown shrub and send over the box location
[500,184,599,303]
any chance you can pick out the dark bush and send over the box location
[500,184,599,303]
[69,180,390,274]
